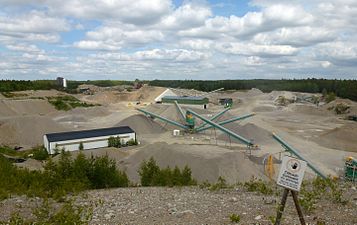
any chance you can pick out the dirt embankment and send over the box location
[121,142,265,184]
[316,123,357,152]
[0,99,55,117]
[116,114,167,135]
[0,116,68,148]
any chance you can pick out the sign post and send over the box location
[275,156,307,225]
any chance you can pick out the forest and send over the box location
[0,79,134,93]
[149,79,357,101]
[1,79,357,101]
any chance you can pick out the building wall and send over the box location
[162,97,209,105]
[45,132,135,154]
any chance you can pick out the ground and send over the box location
[1,186,356,224]
[1,85,357,224]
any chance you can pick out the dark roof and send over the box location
[162,96,208,100]
[45,126,135,142]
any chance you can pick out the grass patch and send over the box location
[1,92,28,98]
[243,177,274,195]
[299,177,348,214]
[1,199,92,224]
[46,95,99,111]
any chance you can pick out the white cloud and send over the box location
[216,42,299,57]
[1,0,357,79]
[0,11,69,33]
[179,4,313,39]
[48,0,173,25]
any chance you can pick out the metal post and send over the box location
[275,189,289,225]
[195,108,230,130]
[272,133,326,179]
[291,191,306,225]
[196,113,255,132]
[174,101,186,121]
[187,109,253,146]
[137,108,189,130]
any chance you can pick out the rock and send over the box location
[229,197,238,202]
[176,210,194,218]
[168,207,177,214]
[104,212,115,220]
[254,215,262,220]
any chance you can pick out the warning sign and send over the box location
[277,156,307,192]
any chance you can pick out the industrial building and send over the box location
[162,96,209,109]
[154,89,177,102]
[56,77,67,88]
[43,126,136,154]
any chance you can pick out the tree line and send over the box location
[0,79,136,93]
[149,79,357,101]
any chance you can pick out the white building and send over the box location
[43,126,136,154]
[56,77,67,88]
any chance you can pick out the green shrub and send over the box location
[0,151,129,200]
[243,177,273,195]
[32,146,49,160]
[79,142,84,151]
[299,177,347,214]
[108,136,121,148]
[229,213,240,223]
[325,92,336,103]
[2,199,92,224]
[138,157,196,187]
[209,176,228,191]
[334,103,350,114]
[127,138,138,146]
[47,96,98,111]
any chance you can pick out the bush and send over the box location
[229,213,241,223]
[47,96,98,111]
[325,92,336,103]
[32,146,49,160]
[334,103,350,114]
[243,177,274,195]
[0,151,129,200]
[108,136,121,148]
[138,157,196,186]
[2,199,92,224]
[298,177,347,214]
[127,138,138,146]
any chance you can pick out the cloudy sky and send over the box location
[0,0,356,80]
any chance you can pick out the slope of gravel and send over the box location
[121,142,266,184]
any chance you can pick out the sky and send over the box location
[0,0,356,80]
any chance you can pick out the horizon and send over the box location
[1,0,357,80]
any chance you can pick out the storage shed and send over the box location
[43,126,136,154]
[162,96,209,108]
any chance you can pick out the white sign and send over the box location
[277,156,307,192]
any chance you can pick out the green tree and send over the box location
[79,142,84,151]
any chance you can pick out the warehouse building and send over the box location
[162,96,209,109]
[43,126,136,154]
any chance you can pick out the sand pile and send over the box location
[0,116,68,148]
[0,99,55,117]
[116,114,166,135]
[218,123,274,145]
[268,91,296,101]
[316,123,357,152]
[121,142,266,184]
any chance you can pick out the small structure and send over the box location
[43,126,136,154]
[218,98,233,108]
[56,77,67,88]
[154,89,177,103]
[162,96,209,109]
